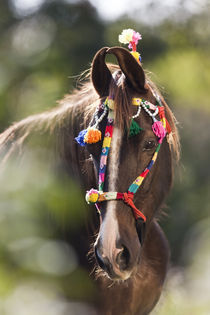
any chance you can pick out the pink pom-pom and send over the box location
[132,31,142,44]
[128,31,142,49]
[152,121,166,143]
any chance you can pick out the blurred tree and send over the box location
[0,0,105,129]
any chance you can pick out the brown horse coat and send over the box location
[0,46,180,315]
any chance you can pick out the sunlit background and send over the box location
[0,0,209,314]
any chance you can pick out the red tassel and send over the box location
[158,106,171,134]
[165,118,172,134]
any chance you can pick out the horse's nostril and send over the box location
[95,246,118,278]
[116,246,130,271]
[94,246,105,270]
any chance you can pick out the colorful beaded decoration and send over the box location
[76,94,171,223]
[98,97,114,191]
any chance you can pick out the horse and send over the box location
[0,46,180,314]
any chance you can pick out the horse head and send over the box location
[77,46,176,281]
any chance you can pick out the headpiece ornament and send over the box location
[119,28,142,63]
[75,29,172,225]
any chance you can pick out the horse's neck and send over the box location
[96,221,169,315]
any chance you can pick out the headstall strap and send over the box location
[75,29,172,223]
[98,97,114,192]
[82,95,170,223]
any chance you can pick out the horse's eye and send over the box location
[143,140,156,151]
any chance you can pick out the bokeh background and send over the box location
[0,0,209,314]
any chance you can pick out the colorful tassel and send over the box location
[119,29,142,51]
[165,118,172,134]
[129,119,143,137]
[84,127,101,144]
[119,29,142,63]
[152,120,166,143]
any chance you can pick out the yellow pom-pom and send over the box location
[131,51,141,64]
[107,99,114,110]
[85,189,100,204]
[84,128,101,144]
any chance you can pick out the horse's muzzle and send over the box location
[94,242,132,280]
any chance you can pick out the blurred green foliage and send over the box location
[0,0,209,314]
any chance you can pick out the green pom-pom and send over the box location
[129,119,143,137]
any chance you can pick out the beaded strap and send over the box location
[98,103,114,191]
[84,96,169,222]
[86,143,161,222]
[128,143,161,193]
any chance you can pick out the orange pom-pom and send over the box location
[84,128,101,144]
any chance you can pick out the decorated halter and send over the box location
[75,29,172,224]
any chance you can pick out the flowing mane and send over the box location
[0,65,179,168]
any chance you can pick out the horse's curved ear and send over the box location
[107,47,148,94]
[91,47,112,97]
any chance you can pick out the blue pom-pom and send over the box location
[75,129,88,146]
